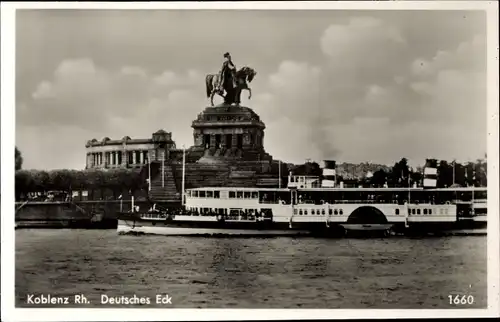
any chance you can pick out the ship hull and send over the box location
[117,219,313,236]
[117,215,487,237]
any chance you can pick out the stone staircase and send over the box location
[146,159,283,201]
[148,161,181,203]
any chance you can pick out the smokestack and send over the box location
[423,159,438,188]
[321,160,336,188]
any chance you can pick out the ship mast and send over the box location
[182,145,186,205]
[278,160,281,188]
[148,155,151,192]
[162,152,165,188]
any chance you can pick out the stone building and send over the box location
[85,130,179,169]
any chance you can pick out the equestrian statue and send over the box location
[205,52,257,107]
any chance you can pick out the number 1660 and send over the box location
[448,295,474,305]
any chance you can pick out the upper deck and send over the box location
[184,185,487,207]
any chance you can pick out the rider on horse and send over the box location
[218,52,237,95]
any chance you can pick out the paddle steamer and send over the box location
[117,161,487,236]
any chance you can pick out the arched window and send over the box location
[334,209,338,215]
[423,209,428,215]
[339,209,343,215]
[395,209,400,215]
[299,210,303,215]
[328,209,333,215]
[322,209,326,215]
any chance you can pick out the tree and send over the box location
[48,169,74,191]
[465,162,475,186]
[437,160,453,188]
[453,162,467,187]
[15,170,34,200]
[291,161,322,177]
[390,158,409,187]
[15,147,23,170]
[474,159,487,187]
[410,171,423,187]
[31,170,51,192]
[370,169,387,187]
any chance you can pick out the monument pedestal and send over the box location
[189,104,272,167]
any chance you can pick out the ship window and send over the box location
[339,209,343,215]
[207,191,213,198]
[417,209,421,215]
[193,191,198,198]
[294,209,298,215]
[304,210,308,215]
[411,209,416,215]
[329,209,333,215]
[322,209,326,215]
[199,191,206,198]
[311,209,315,215]
[299,210,303,215]
[251,192,258,199]
[334,209,338,215]
[214,191,220,199]
[395,209,400,215]
[229,191,236,198]
[429,209,432,215]
[244,191,251,199]
[423,209,428,215]
[237,191,243,198]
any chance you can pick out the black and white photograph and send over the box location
[1,1,499,321]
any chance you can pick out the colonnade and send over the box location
[88,150,149,168]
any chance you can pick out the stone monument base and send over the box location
[189,104,273,164]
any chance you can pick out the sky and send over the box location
[15,9,488,170]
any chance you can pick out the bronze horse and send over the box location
[205,67,257,106]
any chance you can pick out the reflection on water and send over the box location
[15,230,487,308]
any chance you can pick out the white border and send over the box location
[1,1,499,321]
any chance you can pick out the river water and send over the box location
[15,229,487,308]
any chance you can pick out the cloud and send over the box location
[407,34,486,128]
[22,58,207,133]
[250,20,486,165]
[321,16,407,83]
[17,58,208,169]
